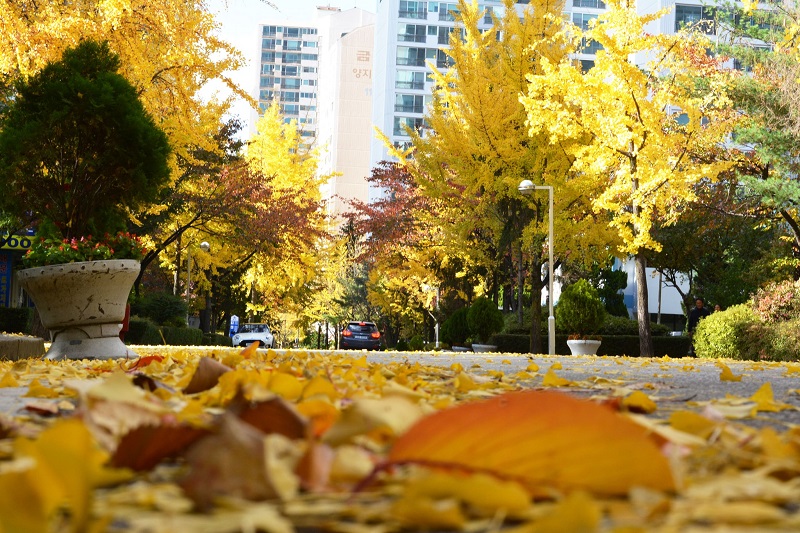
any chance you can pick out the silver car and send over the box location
[232,323,274,348]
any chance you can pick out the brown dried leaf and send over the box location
[183,357,232,395]
[180,413,302,510]
[111,424,211,471]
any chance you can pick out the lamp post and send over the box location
[518,180,555,356]
[186,241,210,325]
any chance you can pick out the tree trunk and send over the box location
[529,257,544,354]
[635,252,654,357]
[517,244,524,326]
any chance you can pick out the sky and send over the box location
[206,0,378,136]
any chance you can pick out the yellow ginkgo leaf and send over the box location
[22,379,60,398]
[0,371,19,387]
[718,362,743,382]
[542,368,574,387]
[750,383,794,413]
[269,372,304,401]
[622,391,657,414]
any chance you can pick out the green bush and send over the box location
[126,318,163,345]
[555,279,606,337]
[202,333,233,347]
[441,307,470,346]
[395,339,409,351]
[693,304,760,360]
[0,307,33,334]
[467,297,504,344]
[160,326,203,346]
[752,279,800,323]
[489,333,691,357]
[408,334,424,351]
[134,292,188,326]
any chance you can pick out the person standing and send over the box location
[687,298,710,355]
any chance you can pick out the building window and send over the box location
[427,25,438,35]
[395,94,426,113]
[262,52,276,63]
[282,53,301,63]
[573,13,603,54]
[281,91,300,102]
[302,41,318,47]
[281,78,301,89]
[285,27,301,37]
[303,66,318,73]
[427,48,452,68]
[439,2,459,21]
[302,54,319,61]
[281,65,298,76]
[675,5,715,34]
[300,92,317,99]
[263,25,278,36]
[399,0,427,19]
[262,38,277,49]
[393,116,427,136]
[300,105,317,111]
[281,104,300,115]
[438,26,463,45]
[302,28,318,35]
[260,77,276,88]
[302,79,317,86]
[283,40,302,50]
[259,90,275,100]
[398,23,428,42]
[396,70,426,89]
[397,47,427,66]
[573,0,605,8]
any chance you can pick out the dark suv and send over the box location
[340,321,382,350]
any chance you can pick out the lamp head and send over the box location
[199,241,210,252]
[518,179,535,195]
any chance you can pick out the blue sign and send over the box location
[230,314,239,336]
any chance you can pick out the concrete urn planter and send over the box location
[566,339,602,356]
[18,259,140,360]
[471,343,498,353]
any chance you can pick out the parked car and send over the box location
[232,323,274,348]
[340,321,382,350]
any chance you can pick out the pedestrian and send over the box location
[687,298,710,356]
[714,304,722,313]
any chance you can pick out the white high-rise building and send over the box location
[255,8,375,220]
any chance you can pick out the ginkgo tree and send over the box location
[243,103,330,328]
[387,0,618,352]
[522,0,738,356]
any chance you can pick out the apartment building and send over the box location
[255,8,375,219]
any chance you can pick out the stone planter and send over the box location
[17,260,140,360]
[471,343,498,353]
[566,339,602,356]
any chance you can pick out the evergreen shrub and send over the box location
[408,334,424,351]
[467,297,504,344]
[441,307,470,346]
[693,304,760,360]
[555,279,606,337]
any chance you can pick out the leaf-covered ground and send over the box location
[1,346,799,532]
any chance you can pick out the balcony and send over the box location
[399,10,427,19]
[396,57,426,66]
[398,34,427,42]
[396,81,425,89]
[394,104,425,113]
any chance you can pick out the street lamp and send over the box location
[185,241,210,325]
[518,179,555,356]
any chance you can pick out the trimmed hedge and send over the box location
[125,318,204,346]
[203,333,233,347]
[0,307,33,334]
[161,326,203,346]
[490,333,691,357]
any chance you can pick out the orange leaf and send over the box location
[124,355,164,371]
[718,362,742,382]
[240,341,260,359]
[387,391,675,496]
[111,424,210,471]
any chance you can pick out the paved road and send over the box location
[2,350,798,428]
[366,351,800,428]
